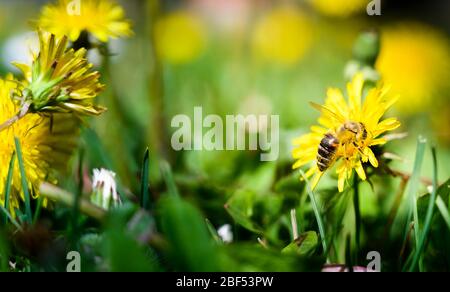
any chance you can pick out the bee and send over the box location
[317,133,339,171]
[310,102,368,172]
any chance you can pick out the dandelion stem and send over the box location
[39,182,106,221]
[146,0,171,161]
[0,103,30,132]
[290,209,299,240]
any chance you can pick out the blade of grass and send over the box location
[69,149,84,247]
[409,147,438,271]
[436,195,450,231]
[140,148,150,210]
[406,137,427,257]
[353,175,361,263]
[0,206,22,231]
[2,153,15,225]
[14,137,32,224]
[345,235,353,272]
[160,161,179,198]
[300,170,328,257]
[205,219,221,244]
[32,197,43,224]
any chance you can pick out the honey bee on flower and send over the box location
[292,73,401,192]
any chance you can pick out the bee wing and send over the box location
[309,102,346,124]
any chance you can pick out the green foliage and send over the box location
[282,231,318,256]
[104,203,161,272]
[158,196,221,272]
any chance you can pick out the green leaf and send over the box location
[225,189,263,234]
[160,160,179,198]
[282,231,318,256]
[104,203,161,272]
[205,218,221,243]
[410,137,427,247]
[436,195,450,231]
[14,137,32,224]
[223,243,323,272]
[274,172,305,194]
[239,162,276,194]
[105,229,160,272]
[140,148,150,209]
[413,177,450,271]
[225,203,263,234]
[159,196,221,271]
[2,153,15,225]
[0,231,9,272]
[409,146,438,271]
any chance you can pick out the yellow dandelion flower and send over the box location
[292,73,401,192]
[252,7,313,65]
[0,75,79,215]
[308,0,368,18]
[155,10,207,64]
[376,23,450,114]
[12,31,105,117]
[38,0,132,42]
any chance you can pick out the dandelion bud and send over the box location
[352,30,380,67]
[91,168,121,210]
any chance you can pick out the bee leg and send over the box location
[353,142,367,160]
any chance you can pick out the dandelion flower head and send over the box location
[38,0,132,42]
[13,31,105,116]
[0,75,79,214]
[155,10,207,64]
[376,23,450,114]
[252,7,313,65]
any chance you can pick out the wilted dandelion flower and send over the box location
[376,23,450,114]
[91,168,120,209]
[0,75,79,215]
[292,73,401,192]
[38,0,132,42]
[308,0,368,18]
[155,11,207,64]
[252,7,313,65]
[12,31,105,117]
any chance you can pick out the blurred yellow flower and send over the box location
[0,75,79,215]
[38,0,132,42]
[155,11,207,64]
[376,23,450,114]
[309,0,368,18]
[13,31,105,116]
[292,74,400,192]
[252,7,313,65]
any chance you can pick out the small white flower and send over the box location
[217,224,233,244]
[92,168,121,209]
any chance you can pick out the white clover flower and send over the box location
[91,168,121,209]
[217,224,233,244]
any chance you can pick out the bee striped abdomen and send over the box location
[317,133,339,171]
